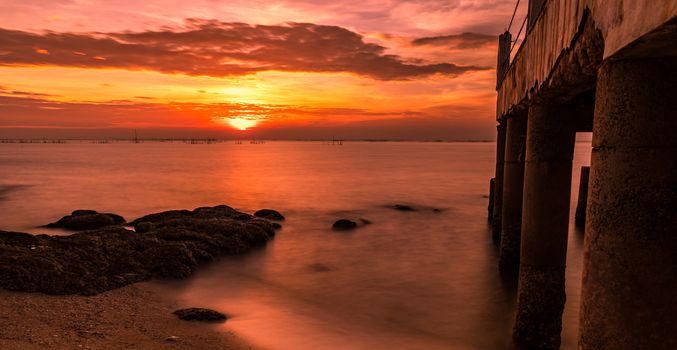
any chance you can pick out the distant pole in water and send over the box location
[330,136,343,145]
[488,178,495,224]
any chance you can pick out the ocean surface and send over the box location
[0,140,592,350]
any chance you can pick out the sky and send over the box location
[0,0,528,140]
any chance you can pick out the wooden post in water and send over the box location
[488,178,495,224]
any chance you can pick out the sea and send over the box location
[0,140,592,350]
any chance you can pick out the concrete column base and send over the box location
[513,265,566,350]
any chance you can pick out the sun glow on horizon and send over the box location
[225,117,258,130]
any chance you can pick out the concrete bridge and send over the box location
[489,1,676,349]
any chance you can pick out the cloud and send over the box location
[0,85,55,98]
[412,32,495,48]
[0,19,488,80]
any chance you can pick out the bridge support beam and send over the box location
[491,122,507,242]
[513,102,575,349]
[499,113,527,274]
[579,57,677,349]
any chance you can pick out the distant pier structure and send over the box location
[489,1,676,349]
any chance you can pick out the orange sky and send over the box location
[0,0,528,140]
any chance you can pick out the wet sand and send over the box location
[0,282,257,350]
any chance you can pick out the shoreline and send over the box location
[0,282,258,350]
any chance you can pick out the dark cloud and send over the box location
[412,32,495,49]
[0,86,55,98]
[0,20,488,80]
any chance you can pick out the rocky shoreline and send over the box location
[0,205,281,295]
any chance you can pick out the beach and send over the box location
[0,282,256,350]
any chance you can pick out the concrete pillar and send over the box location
[492,122,507,242]
[579,57,677,349]
[513,102,576,349]
[499,113,527,273]
[574,166,590,228]
[497,32,512,88]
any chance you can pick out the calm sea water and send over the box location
[0,141,591,350]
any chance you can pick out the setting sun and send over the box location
[227,117,257,130]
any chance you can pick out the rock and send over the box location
[173,308,227,322]
[0,205,279,295]
[254,209,285,221]
[129,210,192,225]
[71,210,97,216]
[134,221,153,233]
[332,219,357,230]
[45,210,126,231]
[165,336,179,342]
[392,204,415,211]
[308,263,333,272]
[104,213,126,224]
[142,244,197,279]
[233,213,254,221]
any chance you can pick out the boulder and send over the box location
[254,209,285,221]
[308,263,333,272]
[143,243,197,279]
[173,308,227,322]
[0,205,279,295]
[392,204,415,211]
[45,210,126,230]
[332,219,357,230]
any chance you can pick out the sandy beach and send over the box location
[0,282,257,350]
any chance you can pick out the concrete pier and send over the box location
[498,113,527,273]
[491,122,507,242]
[574,166,590,228]
[494,1,676,348]
[579,57,677,350]
[513,102,576,349]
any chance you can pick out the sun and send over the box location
[227,118,257,131]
